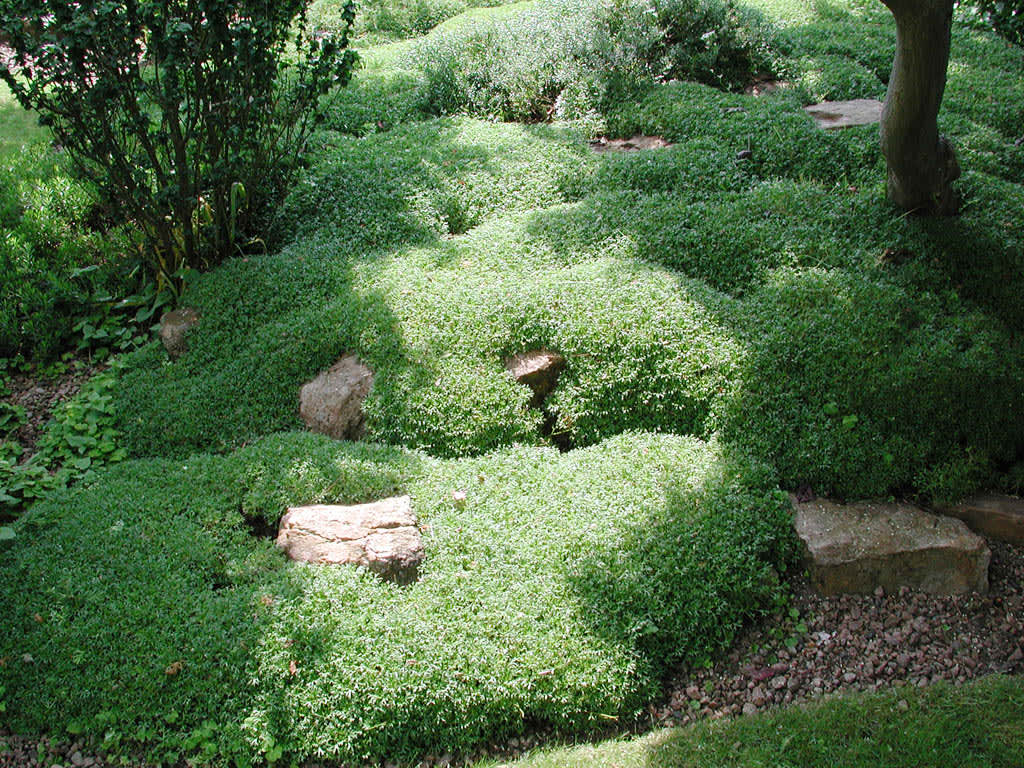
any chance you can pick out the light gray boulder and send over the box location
[805,99,883,129]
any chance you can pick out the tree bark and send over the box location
[879,0,961,215]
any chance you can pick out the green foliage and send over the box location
[0,0,358,286]
[506,676,1024,768]
[2,0,1024,763]
[718,266,1024,500]
[960,0,1024,46]
[412,0,778,122]
[0,80,47,159]
[71,277,176,364]
[0,362,128,516]
[320,67,434,136]
[312,0,521,43]
[0,148,131,360]
[0,431,798,765]
[112,109,1024,502]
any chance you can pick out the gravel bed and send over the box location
[2,538,1021,768]
[654,538,1024,726]
[3,359,102,455]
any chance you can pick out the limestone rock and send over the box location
[804,99,883,130]
[277,496,423,583]
[793,497,990,596]
[589,135,672,153]
[299,355,374,440]
[159,308,200,360]
[505,349,566,406]
[935,494,1024,545]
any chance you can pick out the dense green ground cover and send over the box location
[2,0,1024,763]
[0,432,796,764]
[113,0,1024,501]
[496,675,1024,768]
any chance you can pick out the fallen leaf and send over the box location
[165,660,184,676]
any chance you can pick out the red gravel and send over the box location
[654,537,1024,725]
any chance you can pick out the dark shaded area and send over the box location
[242,508,278,541]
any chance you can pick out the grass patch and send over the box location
[494,675,1024,768]
[0,431,797,765]
[311,0,526,45]
[0,81,46,160]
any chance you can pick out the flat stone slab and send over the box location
[935,494,1024,545]
[277,496,423,583]
[299,355,374,440]
[589,135,672,153]
[505,349,566,406]
[793,498,990,596]
[159,307,200,359]
[804,99,883,130]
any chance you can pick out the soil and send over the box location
[2,358,103,456]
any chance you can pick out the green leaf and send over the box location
[65,434,96,449]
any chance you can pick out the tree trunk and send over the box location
[879,0,961,215]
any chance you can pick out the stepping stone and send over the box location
[934,494,1024,545]
[505,349,566,406]
[299,355,374,440]
[793,497,990,596]
[804,99,883,130]
[589,135,672,153]
[277,496,424,583]
[159,307,200,359]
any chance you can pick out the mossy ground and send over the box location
[2,0,1023,764]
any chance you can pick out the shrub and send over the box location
[0,0,358,287]
[0,148,129,359]
[960,0,1024,45]
[413,0,777,122]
